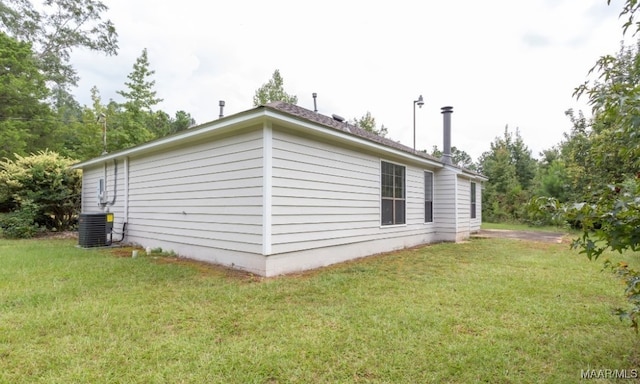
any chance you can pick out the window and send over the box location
[381,161,405,225]
[424,171,433,223]
[471,182,477,219]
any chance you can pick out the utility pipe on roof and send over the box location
[441,106,453,165]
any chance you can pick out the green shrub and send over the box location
[0,200,41,238]
[0,150,80,232]
[523,196,565,227]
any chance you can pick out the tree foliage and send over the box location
[252,69,298,106]
[0,151,81,235]
[0,0,118,92]
[478,127,537,222]
[117,48,162,113]
[430,145,475,170]
[350,111,388,137]
[104,48,163,152]
[560,0,640,331]
[0,32,53,160]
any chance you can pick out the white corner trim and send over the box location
[262,122,273,256]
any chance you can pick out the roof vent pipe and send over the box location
[441,106,453,165]
[219,100,225,119]
[312,92,318,113]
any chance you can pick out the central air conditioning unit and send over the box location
[78,212,114,248]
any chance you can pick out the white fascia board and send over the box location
[73,107,445,170]
[442,164,488,182]
[71,110,268,169]
[263,110,445,169]
[458,170,489,182]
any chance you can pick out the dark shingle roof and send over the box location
[264,101,443,164]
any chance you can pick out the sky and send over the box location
[71,0,632,161]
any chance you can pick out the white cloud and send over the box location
[71,0,630,160]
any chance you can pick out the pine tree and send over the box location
[252,69,298,106]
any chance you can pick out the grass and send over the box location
[0,237,638,383]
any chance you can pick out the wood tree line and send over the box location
[0,27,195,162]
[1,0,639,231]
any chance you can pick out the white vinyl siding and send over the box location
[270,130,434,254]
[434,169,457,239]
[81,128,265,254]
[457,177,470,230]
[127,130,263,253]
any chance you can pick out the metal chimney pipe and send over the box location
[219,100,225,119]
[312,93,318,113]
[441,106,453,165]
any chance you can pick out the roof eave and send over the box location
[73,104,448,171]
[263,109,444,169]
[71,108,268,169]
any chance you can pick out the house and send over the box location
[72,101,487,276]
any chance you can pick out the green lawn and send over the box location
[0,237,637,383]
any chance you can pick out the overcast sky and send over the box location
[71,0,631,160]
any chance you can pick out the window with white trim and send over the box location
[381,161,405,225]
[471,182,477,219]
[424,171,433,223]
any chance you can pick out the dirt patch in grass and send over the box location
[109,246,139,258]
[473,229,567,244]
[151,255,263,281]
[35,231,78,240]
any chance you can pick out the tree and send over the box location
[478,127,537,222]
[430,145,475,169]
[566,1,640,331]
[533,159,570,202]
[252,69,298,106]
[0,32,53,160]
[0,0,118,94]
[613,0,640,35]
[108,49,161,151]
[350,111,388,137]
[171,110,196,133]
[479,146,523,222]
[117,48,162,113]
[510,129,537,190]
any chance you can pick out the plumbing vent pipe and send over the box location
[441,106,453,165]
[312,93,318,112]
[219,100,225,118]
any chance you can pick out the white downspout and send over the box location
[124,157,129,223]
